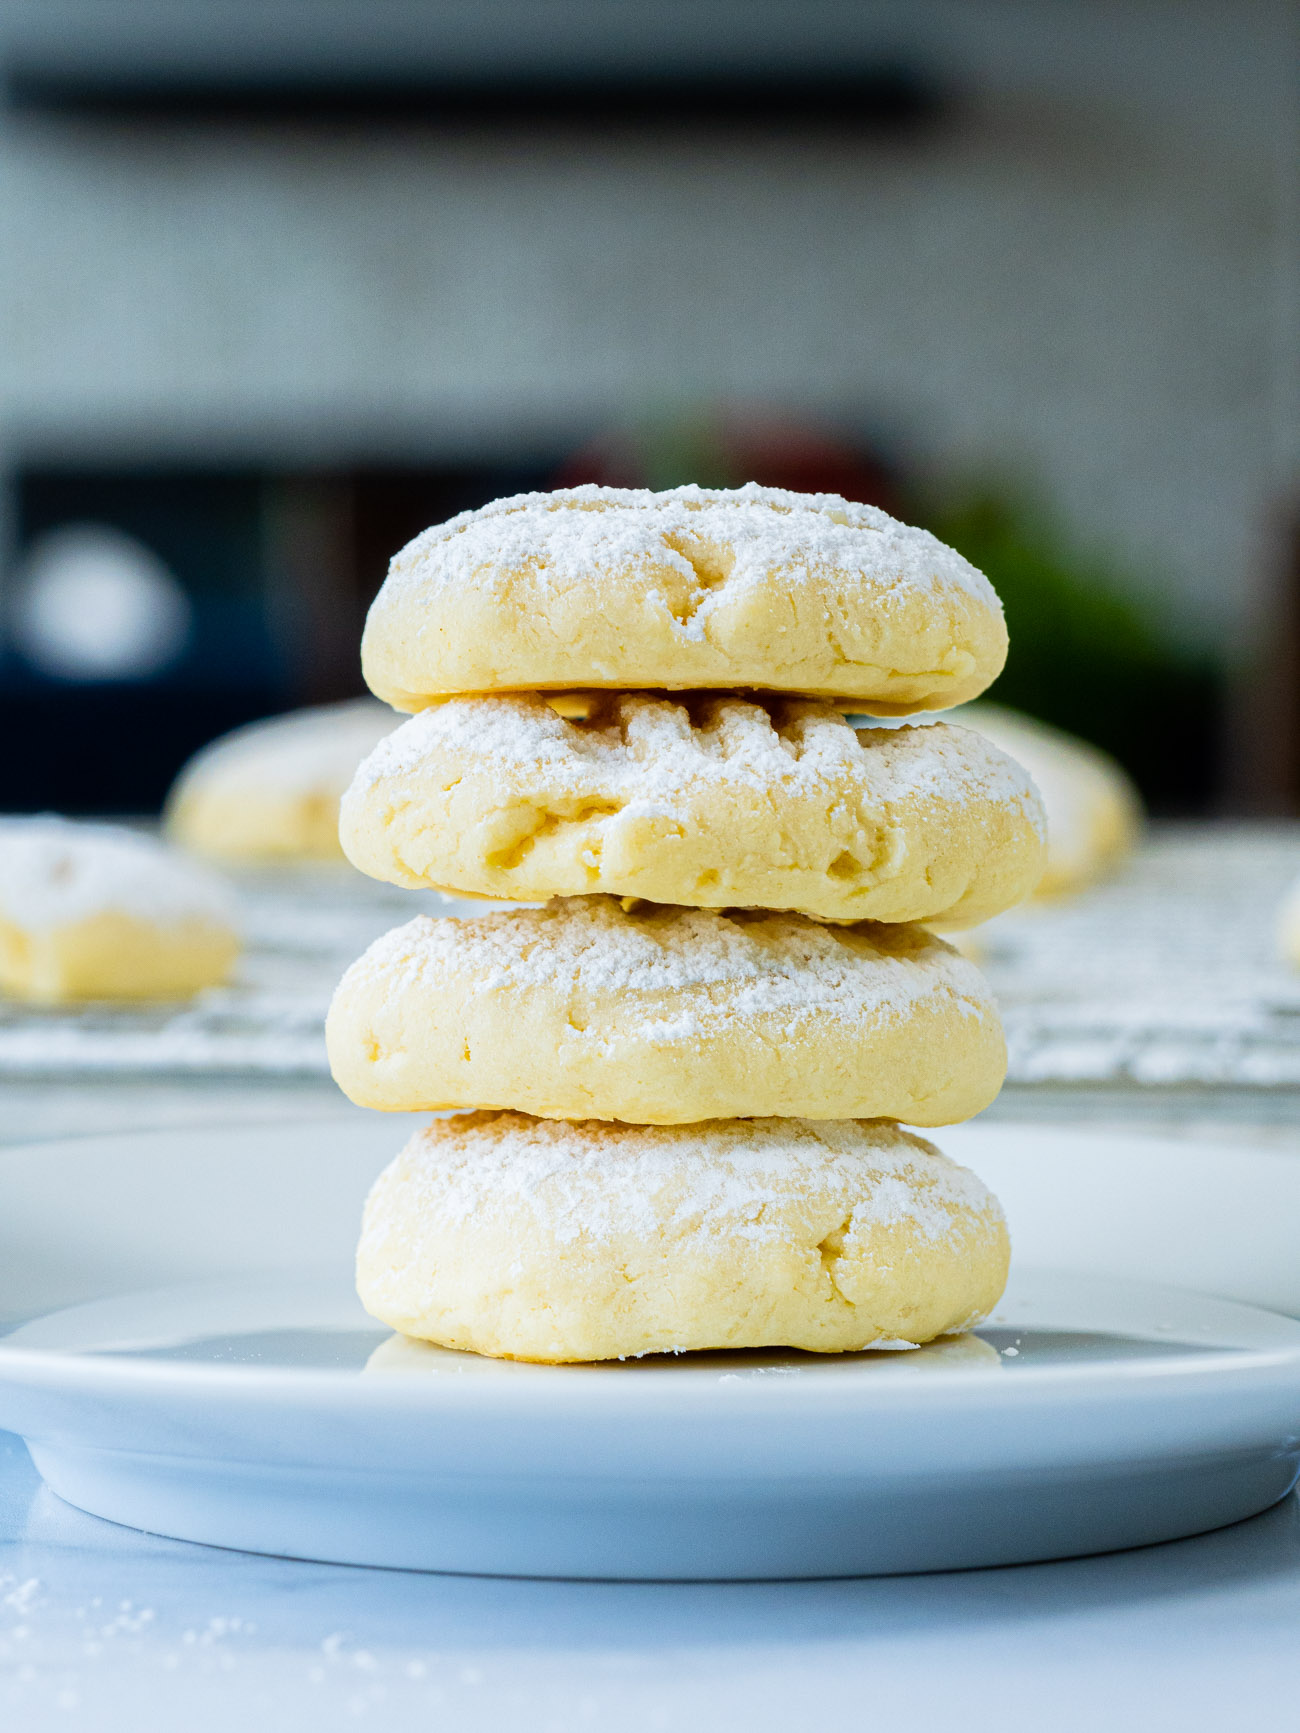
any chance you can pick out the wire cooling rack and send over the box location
[1,828,1299,1091]
[984,826,1300,1089]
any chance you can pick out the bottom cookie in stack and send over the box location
[357,1112,1009,1364]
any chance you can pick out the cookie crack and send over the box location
[817,1220,853,1303]
[484,800,625,872]
[660,533,736,626]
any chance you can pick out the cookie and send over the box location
[360,484,1007,713]
[1278,873,1300,968]
[0,816,239,1003]
[356,1112,1010,1362]
[327,897,1005,1126]
[166,698,397,863]
[339,692,1045,926]
[953,703,1141,897]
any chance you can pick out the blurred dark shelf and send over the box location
[3,66,948,133]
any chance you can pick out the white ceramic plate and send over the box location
[1,1119,1300,1580]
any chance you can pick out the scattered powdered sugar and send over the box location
[391,1112,1001,1249]
[361,693,594,785]
[383,483,998,620]
[0,817,236,931]
[175,698,398,799]
[345,898,990,1033]
[349,692,1043,834]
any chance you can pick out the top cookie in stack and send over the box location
[330,485,1044,1363]
[360,483,1007,710]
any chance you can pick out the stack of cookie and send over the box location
[327,485,1046,1363]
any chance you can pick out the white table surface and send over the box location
[3,1424,1300,1732]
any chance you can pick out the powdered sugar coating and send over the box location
[0,816,236,932]
[389,483,998,623]
[355,693,1043,830]
[345,898,987,1031]
[382,1112,1001,1252]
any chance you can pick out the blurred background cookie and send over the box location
[1277,875,1300,969]
[166,698,397,864]
[952,703,1142,898]
[0,816,239,1003]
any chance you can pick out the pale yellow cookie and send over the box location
[328,898,1004,1126]
[953,703,1141,897]
[166,698,397,863]
[0,817,239,1003]
[339,693,1045,926]
[361,484,1007,713]
[357,1112,1010,1362]
[1277,874,1300,968]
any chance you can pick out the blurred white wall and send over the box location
[0,0,1293,652]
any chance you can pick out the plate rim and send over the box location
[3,1266,1300,1417]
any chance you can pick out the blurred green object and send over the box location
[925,494,1221,814]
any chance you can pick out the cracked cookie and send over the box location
[360,483,1008,713]
[356,1111,1010,1362]
[338,691,1045,926]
